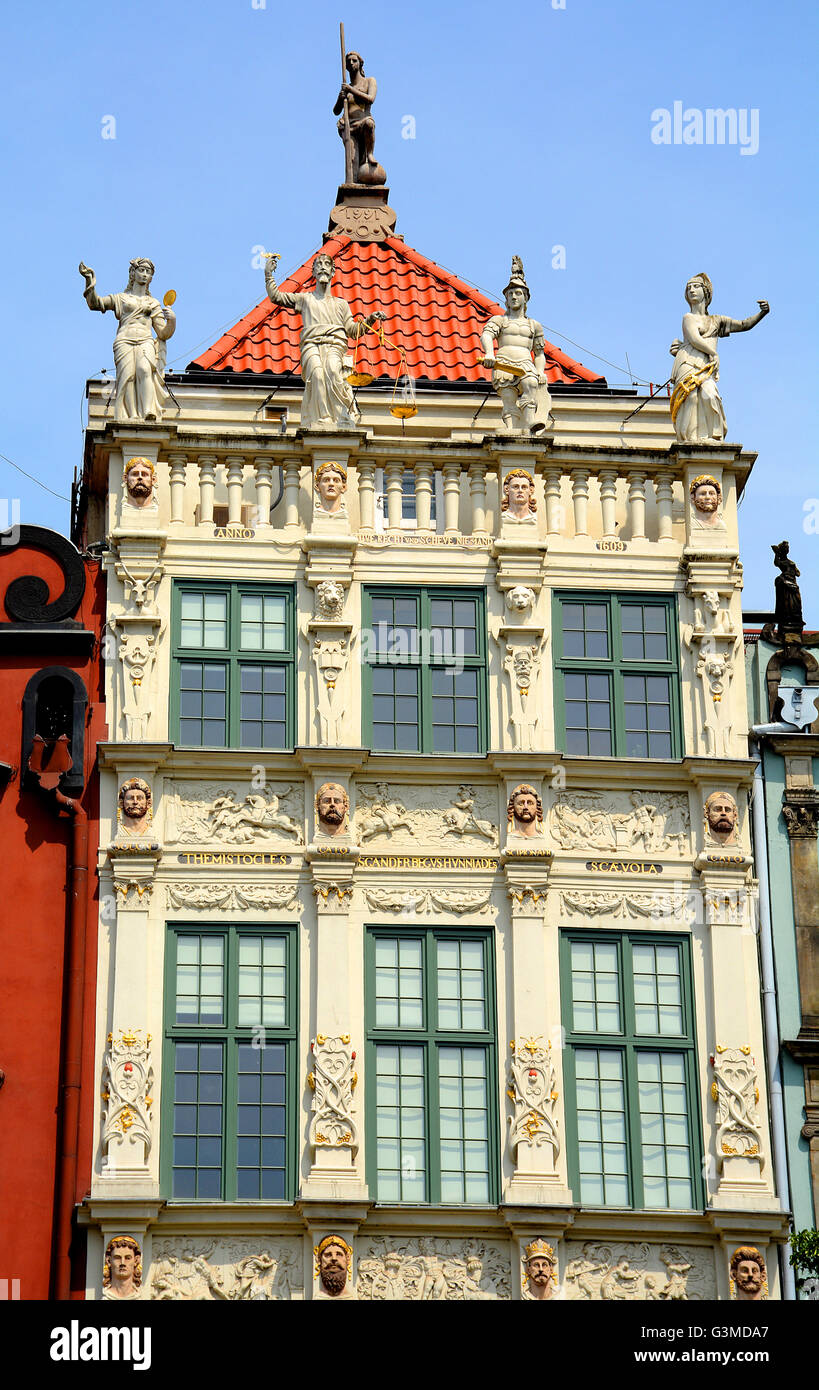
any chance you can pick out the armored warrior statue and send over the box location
[264,252,385,429]
[480,257,553,434]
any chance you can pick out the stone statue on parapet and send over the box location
[334,50,386,186]
[264,251,385,430]
[79,258,176,423]
[480,257,554,434]
[669,273,769,444]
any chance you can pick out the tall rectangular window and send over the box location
[366,929,497,1204]
[554,594,681,758]
[561,931,701,1210]
[363,588,487,754]
[172,583,294,749]
[163,926,296,1201]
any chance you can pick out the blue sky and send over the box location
[0,0,816,610]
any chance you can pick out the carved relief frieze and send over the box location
[560,889,690,921]
[164,782,303,845]
[166,882,299,911]
[564,1242,715,1300]
[548,791,690,854]
[101,1029,153,1157]
[149,1239,304,1300]
[357,1238,511,1301]
[711,1046,764,1165]
[308,1034,358,1152]
[507,1037,560,1161]
[363,886,493,916]
[353,782,499,848]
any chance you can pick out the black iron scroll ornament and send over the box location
[2,525,86,624]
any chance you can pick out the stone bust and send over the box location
[704,791,739,846]
[316,782,350,837]
[506,585,536,616]
[689,474,724,530]
[522,1239,557,1301]
[508,783,543,839]
[502,469,537,522]
[102,1236,142,1300]
[117,777,152,836]
[315,1235,354,1298]
[729,1246,766,1301]
[314,462,348,515]
[123,457,157,510]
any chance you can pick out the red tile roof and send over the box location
[190,235,605,387]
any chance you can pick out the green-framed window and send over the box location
[162,924,297,1201]
[553,593,681,758]
[171,583,295,748]
[365,927,498,1203]
[560,930,702,1210]
[362,587,487,753]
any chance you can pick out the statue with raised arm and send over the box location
[78,258,176,422]
[669,273,769,444]
[264,251,385,429]
[333,50,386,186]
[480,257,553,434]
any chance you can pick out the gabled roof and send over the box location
[190,235,605,387]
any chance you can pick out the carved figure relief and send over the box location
[357,1238,511,1301]
[352,782,499,849]
[79,257,176,423]
[122,457,158,512]
[150,1238,303,1300]
[111,620,162,741]
[703,791,739,847]
[315,1235,355,1299]
[103,1236,143,1300]
[315,782,350,838]
[165,782,303,845]
[312,635,350,744]
[508,1038,560,1161]
[115,557,162,613]
[693,640,741,756]
[711,1046,763,1163]
[308,1035,358,1152]
[691,588,734,635]
[502,640,542,750]
[548,791,690,854]
[101,1029,153,1158]
[521,1238,558,1301]
[729,1246,768,1301]
[315,579,345,620]
[166,883,299,911]
[116,777,153,838]
[564,1242,715,1300]
[507,783,544,840]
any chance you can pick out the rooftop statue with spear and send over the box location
[333,23,386,186]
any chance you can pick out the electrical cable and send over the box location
[0,450,70,502]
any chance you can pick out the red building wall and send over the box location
[0,534,105,1299]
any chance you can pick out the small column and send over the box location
[414,461,434,533]
[357,460,376,531]
[442,461,461,536]
[283,459,301,530]
[167,453,187,525]
[543,467,563,537]
[197,454,217,532]
[226,456,245,525]
[468,462,488,537]
[655,467,675,541]
[253,456,273,528]
[384,461,404,532]
[598,467,619,539]
[570,467,590,538]
[627,470,647,540]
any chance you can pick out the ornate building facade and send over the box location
[73,69,785,1301]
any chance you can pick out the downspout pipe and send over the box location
[52,790,88,1301]
[749,727,796,1300]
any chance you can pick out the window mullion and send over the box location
[620,936,642,1207]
